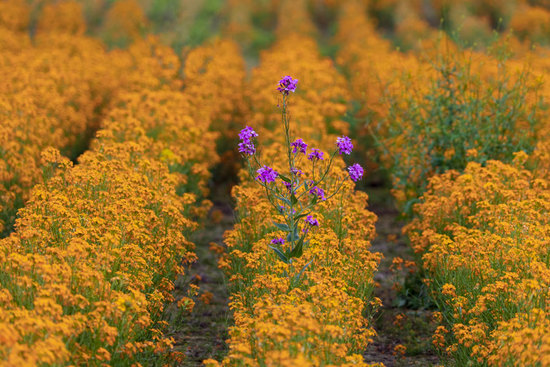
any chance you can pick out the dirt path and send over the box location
[168,200,234,366]
[363,187,440,367]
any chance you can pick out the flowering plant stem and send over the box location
[281,94,298,257]
[238,76,365,285]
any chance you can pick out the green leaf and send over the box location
[287,226,300,243]
[291,194,298,205]
[269,245,289,264]
[288,235,305,258]
[279,174,291,183]
[293,213,309,221]
[286,232,296,243]
[274,195,291,205]
[272,222,290,232]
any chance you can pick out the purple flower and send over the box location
[238,141,256,155]
[291,138,307,154]
[348,163,364,182]
[308,148,324,161]
[309,186,326,201]
[291,168,303,177]
[336,136,353,155]
[271,237,285,245]
[277,76,298,95]
[239,126,258,141]
[305,215,319,227]
[256,165,279,183]
[283,181,294,192]
[238,126,258,156]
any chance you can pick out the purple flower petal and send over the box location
[348,163,364,182]
[256,165,279,184]
[336,136,353,155]
[277,76,298,95]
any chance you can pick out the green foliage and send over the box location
[394,269,434,310]
[148,0,181,27]
[186,0,223,47]
[383,43,542,212]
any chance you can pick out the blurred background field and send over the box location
[5,0,550,56]
[2,0,550,366]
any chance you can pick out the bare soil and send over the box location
[363,187,441,367]
[168,200,234,366]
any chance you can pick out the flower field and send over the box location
[1,0,550,366]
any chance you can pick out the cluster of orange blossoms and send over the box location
[2,0,550,365]
[334,0,428,174]
[346,0,550,47]
[0,1,248,363]
[0,0,130,236]
[337,0,545,206]
[405,152,550,366]
[333,1,550,365]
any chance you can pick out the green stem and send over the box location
[281,95,297,252]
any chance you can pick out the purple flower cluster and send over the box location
[238,141,255,156]
[291,167,303,176]
[238,126,258,156]
[348,163,364,182]
[239,126,258,141]
[336,136,353,155]
[256,165,279,183]
[271,237,285,245]
[309,186,326,201]
[283,181,295,192]
[277,76,298,95]
[291,138,307,154]
[305,215,319,227]
[308,148,324,161]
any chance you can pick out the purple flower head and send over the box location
[256,165,279,184]
[336,136,353,155]
[271,237,285,245]
[283,181,294,192]
[291,138,308,154]
[238,126,258,156]
[309,186,326,201]
[348,163,364,182]
[291,167,303,176]
[238,141,256,155]
[239,126,258,142]
[305,215,319,227]
[277,76,298,95]
[308,148,324,161]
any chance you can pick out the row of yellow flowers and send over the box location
[336,0,545,208]
[0,0,144,236]
[222,0,550,48]
[206,32,382,366]
[353,0,550,47]
[334,0,427,176]
[0,25,246,364]
[404,152,550,366]
[336,1,550,365]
